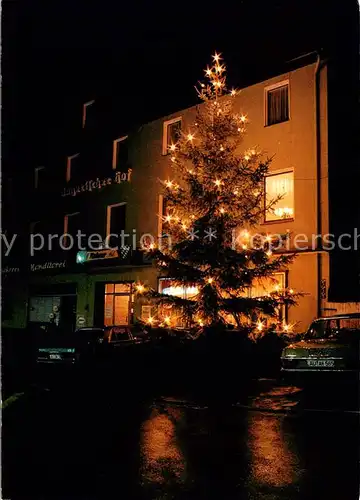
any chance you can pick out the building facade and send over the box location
[2,55,359,333]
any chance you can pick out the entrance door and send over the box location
[104,283,132,326]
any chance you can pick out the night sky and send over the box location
[2,0,358,177]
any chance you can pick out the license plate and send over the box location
[307,359,335,367]
[50,354,62,360]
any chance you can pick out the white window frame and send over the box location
[66,153,80,182]
[162,117,182,155]
[264,79,290,127]
[106,202,126,238]
[34,166,45,189]
[264,169,294,223]
[82,99,95,128]
[112,136,128,170]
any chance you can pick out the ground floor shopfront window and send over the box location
[104,283,133,326]
[28,284,77,331]
[158,278,199,328]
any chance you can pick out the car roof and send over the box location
[313,313,360,322]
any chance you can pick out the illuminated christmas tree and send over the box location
[137,53,299,336]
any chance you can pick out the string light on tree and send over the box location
[136,283,145,294]
[256,321,264,332]
[212,51,222,62]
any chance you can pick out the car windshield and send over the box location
[306,318,360,340]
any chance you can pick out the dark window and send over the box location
[66,154,81,182]
[266,84,289,126]
[109,204,126,235]
[114,138,128,170]
[34,168,45,189]
[83,100,95,129]
[167,120,181,149]
[65,213,81,248]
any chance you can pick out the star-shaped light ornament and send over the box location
[212,51,222,63]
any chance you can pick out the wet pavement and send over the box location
[2,377,359,499]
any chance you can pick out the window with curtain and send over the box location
[265,171,294,221]
[266,83,289,126]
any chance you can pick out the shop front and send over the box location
[28,283,78,332]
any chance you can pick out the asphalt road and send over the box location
[2,376,359,499]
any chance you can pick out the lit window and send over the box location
[34,167,45,189]
[82,100,95,128]
[250,272,286,321]
[265,82,289,126]
[159,278,199,300]
[66,153,80,182]
[104,282,132,326]
[265,171,294,221]
[106,203,126,238]
[250,273,285,298]
[162,117,182,155]
[112,136,128,170]
[158,278,198,328]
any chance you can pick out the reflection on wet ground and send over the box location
[247,413,301,489]
[140,406,186,487]
[2,378,359,499]
[250,383,303,411]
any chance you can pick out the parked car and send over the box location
[281,313,360,376]
[100,325,151,353]
[36,327,105,365]
[36,324,150,365]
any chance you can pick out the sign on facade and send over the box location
[77,315,86,326]
[61,169,132,197]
